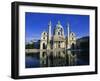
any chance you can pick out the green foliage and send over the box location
[25,43,34,49]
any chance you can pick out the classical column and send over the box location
[48,21,51,40]
[67,23,71,49]
[47,21,51,50]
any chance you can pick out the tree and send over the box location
[25,42,34,49]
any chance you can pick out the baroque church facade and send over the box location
[40,21,76,50]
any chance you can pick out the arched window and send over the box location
[43,37,45,39]
[71,43,75,49]
[58,32,60,35]
[61,28,62,31]
[43,43,46,49]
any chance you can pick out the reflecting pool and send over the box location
[25,49,89,68]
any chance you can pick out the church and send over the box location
[40,21,76,50]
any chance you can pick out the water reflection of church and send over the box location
[40,21,76,50]
[40,50,77,67]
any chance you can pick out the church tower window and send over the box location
[43,37,45,39]
[58,32,60,35]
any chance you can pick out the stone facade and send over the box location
[40,21,76,50]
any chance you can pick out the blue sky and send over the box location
[25,12,89,43]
